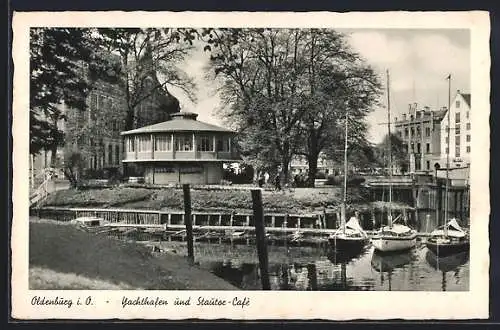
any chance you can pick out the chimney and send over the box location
[408,104,412,113]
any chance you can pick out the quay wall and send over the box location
[31,205,463,233]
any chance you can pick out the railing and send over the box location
[30,177,52,207]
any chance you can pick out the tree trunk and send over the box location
[306,129,320,188]
[50,145,58,167]
[307,154,319,188]
[282,157,290,186]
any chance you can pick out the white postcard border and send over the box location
[11,10,491,320]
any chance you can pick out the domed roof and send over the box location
[121,111,236,135]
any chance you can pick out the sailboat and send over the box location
[372,70,418,253]
[426,74,470,256]
[328,104,369,253]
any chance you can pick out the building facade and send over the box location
[393,90,471,173]
[121,112,239,185]
[393,103,447,173]
[290,154,340,178]
[439,90,471,169]
[30,53,180,180]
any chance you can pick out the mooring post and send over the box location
[251,189,271,290]
[183,184,194,264]
[436,181,442,225]
[459,190,464,221]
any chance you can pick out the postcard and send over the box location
[11,10,490,320]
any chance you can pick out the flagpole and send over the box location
[387,70,393,227]
[444,74,451,237]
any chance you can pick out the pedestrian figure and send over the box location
[258,172,265,188]
[274,173,281,191]
[264,172,270,184]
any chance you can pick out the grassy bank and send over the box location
[29,219,238,290]
[44,186,366,214]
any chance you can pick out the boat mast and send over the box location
[342,105,349,235]
[386,69,393,227]
[444,74,451,237]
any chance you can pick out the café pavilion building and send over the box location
[121,112,239,185]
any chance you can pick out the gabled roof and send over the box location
[432,109,448,121]
[121,112,236,135]
[460,93,471,107]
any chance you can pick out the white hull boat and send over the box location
[372,224,418,252]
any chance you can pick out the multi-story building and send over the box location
[393,90,471,174]
[439,90,471,169]
[393,103,447,173]
[31,52,180,180]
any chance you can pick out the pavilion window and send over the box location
[175,135,193,151]
[155,134,171,151]
[217,137,230,152]
[198,136,214,152]
[127,137,135,152]
[137,135,150,152]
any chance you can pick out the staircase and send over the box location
[30,176,53,208]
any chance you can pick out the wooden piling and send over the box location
[459,190,464,221]
[183,184,194,264]
[436,181,442,225]
[251,189,270,290]
[307,263,318,291]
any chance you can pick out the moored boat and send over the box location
[425,74,470,257]
[372,70,417,253]
[327,100,368,254]
[425,219,469,256]
[328,216,369,252]
[372,222,418,252]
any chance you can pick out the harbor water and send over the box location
[157,241,469,291]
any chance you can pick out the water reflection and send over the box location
[166,242,469,291]
[425,250,469,291]
[370,250,415,291]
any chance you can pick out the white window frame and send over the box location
[198,136,214,152]
[175,135,193,151]
[155,134,171,151]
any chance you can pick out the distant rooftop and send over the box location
[460,93,471,107]
[121,111,236,135]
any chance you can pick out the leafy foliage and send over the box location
[376,133,409,173]
[30,28,91,154]
[95,28,197,130]
[203,29,381,185]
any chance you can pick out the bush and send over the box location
[315,171,327,179]
[326,175,342,186]
[325,175,366,186]
[223,165,254,184]
[347,176,366,186]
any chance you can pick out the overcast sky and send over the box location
[169,28,470,144]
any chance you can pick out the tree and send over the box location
[292,30,381,186]
[377,133,409,174]
[205,29,317,182]
[205,29,381,185]
[30,28,121,161]
[95,28,197,130]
